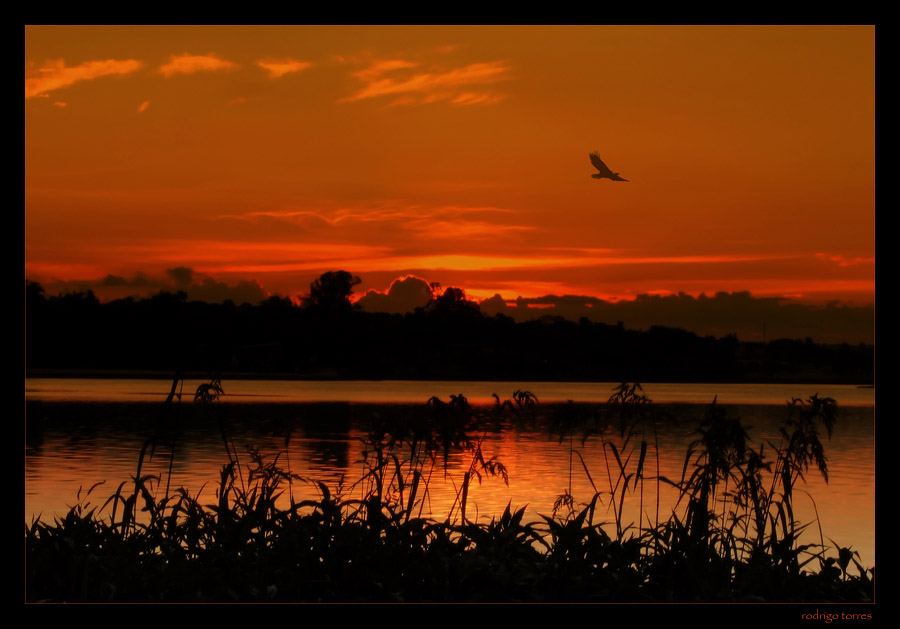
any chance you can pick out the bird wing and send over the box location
[589,151,612,175]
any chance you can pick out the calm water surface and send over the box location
[25,379,875,567]
[25,378,876,406]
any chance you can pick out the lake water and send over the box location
[25,378,876,406]
[25,379,875,567]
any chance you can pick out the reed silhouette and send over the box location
[25,381,873,603]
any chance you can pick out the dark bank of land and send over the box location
[25,279,873,385]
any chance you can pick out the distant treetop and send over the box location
[302,270,361,314]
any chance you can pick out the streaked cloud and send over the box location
[409,219,533,239]
[202,251,799,277]
[228,204,533,239]
[94,240,719,277]
[159,53,238,77]
[256,58,313,78]
[343,57,511,106]
[465,280,572,300]
[137,100,150,113]
[352,58,419,81]
[115,239,390,267]
[351,253,785,273]
[451,92,505,106]
[25,58,143,99]
[815,252,875,267]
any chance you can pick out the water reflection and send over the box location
[25,397,874,568]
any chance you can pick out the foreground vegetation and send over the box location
[25,383,874,603]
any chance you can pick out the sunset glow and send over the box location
[25,26,874,308]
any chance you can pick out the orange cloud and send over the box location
[357,275,434,313]
[815,252,875,267]
[464,280,573,300]
[25,58,143,99]
[409,220,532,239]
[256,58,313,78]
[159,53,238,77]
[207,252,794,276]
[113,240,390,267]
[343,58,511,105]
[137,100,150,113]
[450,92,505,106]
[352,58,420,81]
[228,204,534,240]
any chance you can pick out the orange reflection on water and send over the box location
[25,398,874,568]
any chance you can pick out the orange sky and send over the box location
[25,25,875,306]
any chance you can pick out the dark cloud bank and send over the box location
[46,267,270,309]
[357,276,873,345]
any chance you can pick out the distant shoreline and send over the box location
[24,368,875,386]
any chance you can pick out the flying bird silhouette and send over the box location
[589,151,629,181]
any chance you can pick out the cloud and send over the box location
[33,268,269,305]
[229,204,534,240]
[343,57,511,106]
[352,58,420,82]
[100,274,128,286]
[321,252,792,275]
[477,290,875,345]
[256,58,313,78]
[137,100,150,113]
[815,252,875,267]
[163,268,268,304]
[159,53,238,77]
[350,271,877,345]
[144,226,795,280]
[188,277,268,305]
[142,240,388,265]
[25,58,144,99]
[451,92,505,106]
[357,275,434,314]
[409,219,532,239]
[160,268,268,304]
[166,266,194,288]
[105,239,391,276]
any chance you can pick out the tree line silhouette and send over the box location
[25,274,873,383]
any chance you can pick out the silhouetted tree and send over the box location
[149,290,188,306]
[302,271,361,314]
[57,289,100,308]
[427,286,482,317]
[261,295,295,312]
[26,280,46,304]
